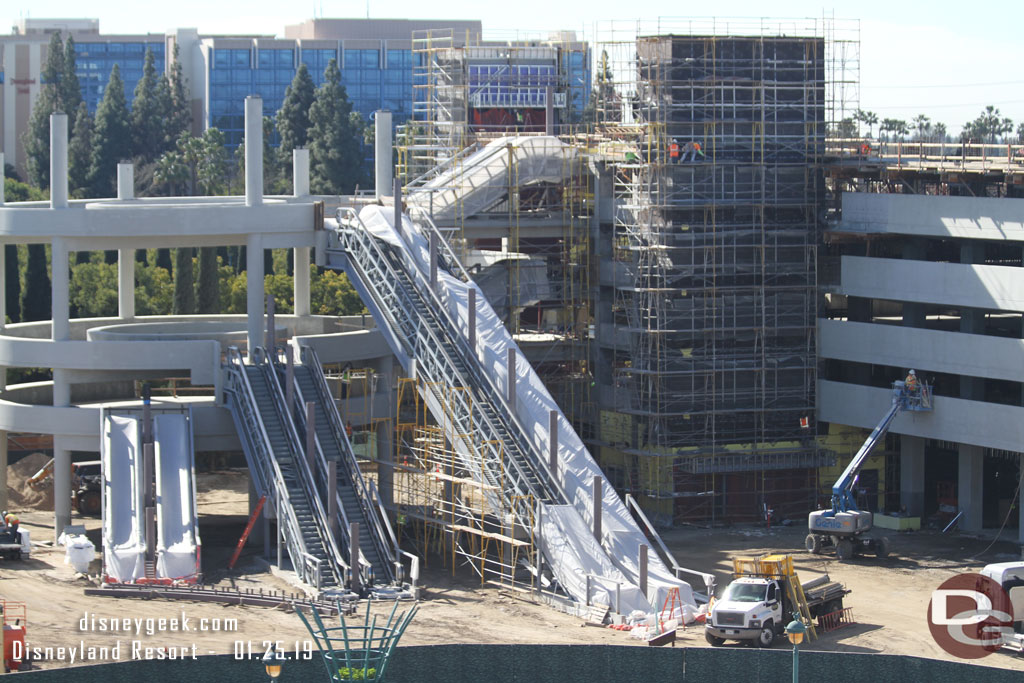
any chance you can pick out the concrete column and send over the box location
[900,435,925,517]
[0,152,5,206]
[118,249,135,320]
[292,148,310,197]
[592,476,602,541]
[246,233,264,360]
[393,177,403,240]
[294,247,311,317]
[468,288,476,353]
[247,477,264,545]
[544,87,554,135]
[1018,456,1024,545]
[429,230,438,291]
[507,348,516,411]
[0,431,7,513]
[958,444,984,533]
[117,162,134,200]
[375,357,394,509]
[548,410,558,473]
[244,96,263,207]
[639,544,648,598]
[50,112,68,209]
[51,237,70,342]
[374,110,393,201]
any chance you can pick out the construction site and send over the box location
[0,13,1023,680]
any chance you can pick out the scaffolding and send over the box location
[594,19,857,522]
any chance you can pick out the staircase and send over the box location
[286,348,395,585]
[224,349,346,591]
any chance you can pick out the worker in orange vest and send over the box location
[681,141,705,162]
[668,139,680,163]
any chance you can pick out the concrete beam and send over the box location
[839,192,1024,242]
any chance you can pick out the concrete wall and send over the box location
[13,645,1020,683]
[819,319,1024,383]
[841,192,1024,241]
[819,379,1024,453]
[838,255,1024,311]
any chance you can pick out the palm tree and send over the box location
[855,109,878,139]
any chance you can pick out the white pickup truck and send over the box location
[705,574,849,647]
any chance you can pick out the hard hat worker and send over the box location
[668,138,680,163]
[681,140,705,162]
[904,369,919,392]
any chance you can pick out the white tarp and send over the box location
[406,136,575,223]
[354,203,696,611]
[154,413,199,580]
[102,415,146,582]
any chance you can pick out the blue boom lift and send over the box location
[807,373,933,561]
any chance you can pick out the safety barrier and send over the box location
[817,606,855,633]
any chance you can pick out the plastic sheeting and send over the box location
[406,136,575,223]
[102,415,146,582]
[154,413,199,581]
[353,204,696,611]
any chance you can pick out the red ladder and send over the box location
[228,495,266,569]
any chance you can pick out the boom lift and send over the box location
[807,374,933,560]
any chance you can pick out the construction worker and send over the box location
[668,139,680,163]
[681,140,705,162]
[4,512,18,534]
[860,141,872,156]
[905,369,919,394]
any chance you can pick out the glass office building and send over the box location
[75,39,166,112]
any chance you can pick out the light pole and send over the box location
[785,615,806,683]
[263,644,285,681]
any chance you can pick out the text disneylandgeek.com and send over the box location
[13,611,316,664]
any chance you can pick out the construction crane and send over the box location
[807,372,933,561]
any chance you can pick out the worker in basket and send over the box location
[904,369,920,398]
[681,140,705,162]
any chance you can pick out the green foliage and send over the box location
[62,36,83,130]
[961,105,1014,143]
[70,259,118,317]
[130,50,167,162]
[22,245,51,322]
[23,33,67,188]
[277,63,316,154]
[172,247,195,314]
[196,247,219,313]
[336,667,376,681]
[88,64,132,197]
[156,129,230,196]
[5,246,21,323]
[310,266,365,315]
[4,178,47,202]
[854,109,878,138]
[68,101,94,198]
[134,262,173,315]
[308,59,366,194]
[167,44,192,143]
[264,274,293,312]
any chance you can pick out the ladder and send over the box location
[732,554,817,641]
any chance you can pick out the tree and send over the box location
[155,129,229,197]
[1017,122,1024,144]
[912,114,931,141]
[166,44,192,143]
[21,244,51,322]
[277,63,316,155]
[68,101,94,197]
[88,64,131,197]
[70,259,118,317]
[933,122,948,143]
[962,105,1014,143]
[4,246,20,323]
[130,50,166,162]
[23,33,67,188]
[197,247,219,313]
[854,109,878,139]
[308,59,366,194]
[172,248,195,314]
[62,36,83,131]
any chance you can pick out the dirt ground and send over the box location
[2,466,1023,674]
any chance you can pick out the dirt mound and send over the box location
[8,452,54,511]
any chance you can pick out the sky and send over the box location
[8,0,1024,137]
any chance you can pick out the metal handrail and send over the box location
[374,213,566,504]
[403,141,481,189]
[625,493,715,600]
[368,479,400,562]
[334,209,562,523]
[298,345,397,582]
[258,350,350,584]
[224,348,315,586]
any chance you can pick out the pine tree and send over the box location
[167,44,192,142]
[172,247,194,314]
[130,50,165,161]
[63,36,83,131]
[308,59,366,194]
[21,245,51,322]
[22,32,66,188]
[88,64,131,197]
[197,247,219,313]
[156,248,173,274]
[68,101,93,197]
[277,63,316,154]
[4,246,20,323]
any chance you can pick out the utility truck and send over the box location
[705,554,849,648]
[807,375,932,560]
